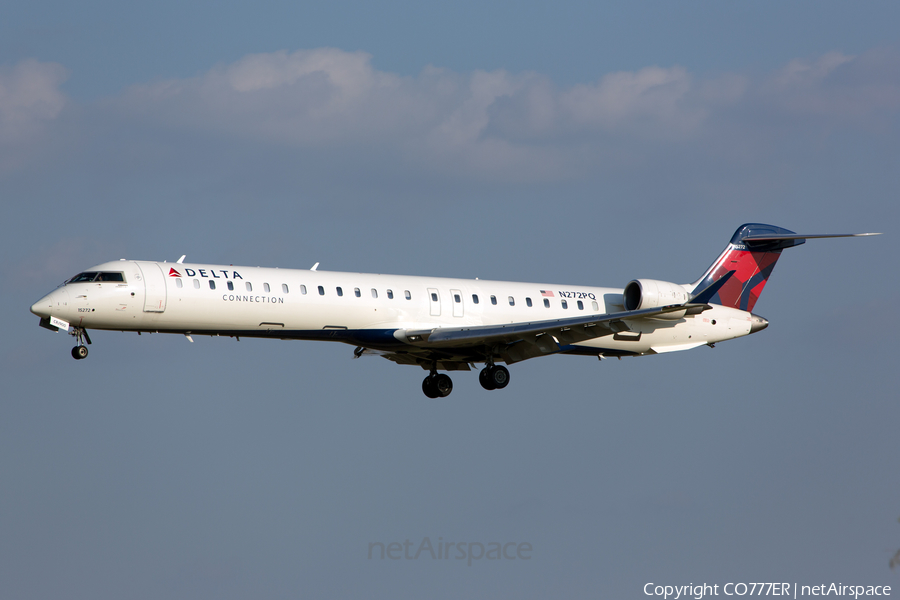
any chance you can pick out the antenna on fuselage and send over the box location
[177,255,186,264]
[310,262,319,271]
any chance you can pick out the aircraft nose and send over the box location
[749,314,768,334]
[30,295,52,318]
[30,288,68,319]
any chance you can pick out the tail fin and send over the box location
[690,223,880,312]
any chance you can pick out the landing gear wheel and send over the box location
[480,365,509,390]
[422,376,440,398]
[490,365,509,389]
[422,374,453,398]
[70,327,91,360]
[433,374,453,397]
[479,367,496,390]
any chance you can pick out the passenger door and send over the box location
[450,289,464,318]
[136,262,167,312]
[427,288,440,317]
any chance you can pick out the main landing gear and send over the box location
[70,327,91,360]
[479,364,510,391]
[422,372,453,398]
[420,363,511,397]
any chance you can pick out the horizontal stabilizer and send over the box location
[742,231,881,247]
[743,232,881,241]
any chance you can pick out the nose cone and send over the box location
[749,314,768,334]
[30,288,68,319]
[30,295,52,318]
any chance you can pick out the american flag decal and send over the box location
[541,290,554,297]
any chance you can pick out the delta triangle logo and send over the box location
[168,268,181,277]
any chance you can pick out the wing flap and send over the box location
[401,303,700,354]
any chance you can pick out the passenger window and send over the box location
[264,283,270,293]
[472,294,479,304]
[508,296,515,306]
[592,301,599,311]
[176,279,183,289]
[491,295,497,305]
[193,279,200,289]
[526,297,532,307]
[282,284,289,293]
[387,289,394,299]
[405,290,411,300]
[300,285,307,295]
[209,280,216,290]
[561,300,568,309]
[318,286,325,295]
[227,281,234,291]
[431,292,438,302]
[543,298,550,308]
[246,282,252,292]
[454,294,461,303]
[354,288,360,297]
[336,287,343,296]
[372,289,378,299]
[577,300,584,310]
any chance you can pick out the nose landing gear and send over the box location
[70,327,92,360]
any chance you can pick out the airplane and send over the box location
[30,223,878,397]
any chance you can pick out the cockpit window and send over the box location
[97,272,125,282]
[68,271,126,283]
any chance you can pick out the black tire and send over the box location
[434,374,453,397]
[72,345,88,360]
[422,376,440,398]
[479,367,496,390]
[490,365,509,389]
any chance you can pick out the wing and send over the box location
[392,302,707,366]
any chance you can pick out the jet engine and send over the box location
[623,279,689,319]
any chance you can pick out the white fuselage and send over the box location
[31,259,755,359]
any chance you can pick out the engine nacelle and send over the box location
[623,279,689,319]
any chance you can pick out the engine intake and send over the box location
[623,279,689,319]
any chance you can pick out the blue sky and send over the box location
[2,2,899,598]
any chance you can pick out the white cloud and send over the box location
[7,47,900,182]
[560,65,697,130]
[0,59,68,140]
[0,59,68,173]
[110,50,720,180]
[775,51,854,88]
[760,49,900,120]
[122,51,707,146]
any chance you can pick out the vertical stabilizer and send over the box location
[690,224,801,312]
